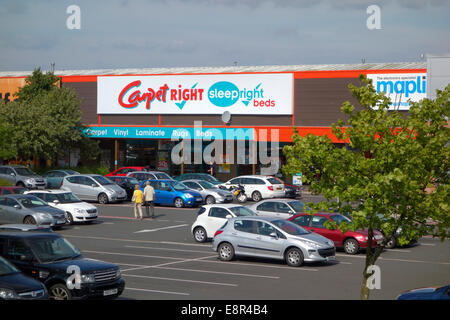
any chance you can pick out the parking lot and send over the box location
[53,201,450,300]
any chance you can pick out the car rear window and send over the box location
[267,178,283,185]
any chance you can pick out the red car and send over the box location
[105,166,148,177]
[288,213,384,254]
[0,186,28,195]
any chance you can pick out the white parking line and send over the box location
[384,249,412,253]
[123,274,238,287]
[125,245,212,254]
[125,287,189,296]
[335,254,450,265]
[134,224,188,234]
[151,266,280,279]
[84,250,186,261]
[420,243,436,246]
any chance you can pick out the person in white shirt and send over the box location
[143,181,156,218]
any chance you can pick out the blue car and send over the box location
[396,285,450,300]
[139,179,203,208]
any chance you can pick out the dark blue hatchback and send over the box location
[397,285,450,300]
[140,179,203,208]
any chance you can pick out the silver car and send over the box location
[182,180,233,204]
[61,174,127,204]
[0,195,67,227]
[126,171,174,182]
[247,199,307,218]
[0,165,47,189]
[212,216,336,267]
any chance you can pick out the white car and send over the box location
[191,204,256,242]
[219,175,285,202]
[24,190,98,224]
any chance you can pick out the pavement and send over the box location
[53,200,450,300]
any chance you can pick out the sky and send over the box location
[0,0,449,72]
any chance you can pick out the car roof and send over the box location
[182,179,209,183]
[232,175,275,179]
[228,216,280,222]
[0,231,60,238]
[0,194,37,199]
[65,174,101,177]
[0,224,52,231]
[201,204,244,209]
[142,179,174,183]
[254,198,300,203]
[24,189,70,194]
[0,165,27,168]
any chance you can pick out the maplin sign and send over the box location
[367,73,427,110]
[97,73,293,115]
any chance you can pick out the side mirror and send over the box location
[269,232,279,239]
[20,254,33,262]
[289,210,295,215]
[53,200,60,204]
[10,172,16,176]
[91,184,98,188]
[226,214,232,219]
[14,205,21,210]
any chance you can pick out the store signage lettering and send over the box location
[98,74,293,115]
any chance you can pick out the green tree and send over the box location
[0,104,17,160]
[283,75,450,300]
[2,68,99,165]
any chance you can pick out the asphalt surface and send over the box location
[50,195,450,301]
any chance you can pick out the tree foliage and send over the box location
[283,75,449,299]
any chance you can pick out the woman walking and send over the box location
[132,184,144,220]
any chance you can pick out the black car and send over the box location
[106,176,140,201]
[0,255,48,300]
[284,184,301,199]
[0,231,125,300]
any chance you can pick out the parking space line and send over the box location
[152,266,280,279]
[123,274,238,287]
[384,249,412,253]
[125,287,189,296]
[188,258,320,271]
[134,224,188,234]
[335,254,450,265]
[83,250,186,261]
[125,245,212,254]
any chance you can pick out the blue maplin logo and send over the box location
[376,75,426,98]
[208,81,263,107]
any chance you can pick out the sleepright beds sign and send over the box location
[367,73,426,110]
[97,73,293,115]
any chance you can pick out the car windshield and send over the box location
[202,174,220,183]
[330,214,352,225]
[288,201,305,212]
[126,178,140,185]
[271,219,311,235]
[55,193,82,203]
[0,256,19,276]
[154,173,171,180]
[14,167,36,176]
[197,180,216,189]
[229,206,255,216]
[171,181,188,191]
[64,170,79,175]
[13,188,27,194]
[28,236,80,263]
[268,177,283,184]
[17,196,47,208]
[92,175,114,185]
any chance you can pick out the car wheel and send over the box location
[174,197,184,208]
[385,237,397,249]
[66,213,74,225]
[193,227,207,242]
[218,242,235,261]
[23,216,37,225]
[344,238,360,255]
[98,193,109,204]
[49,283,72,300]
[252,191,262,202]
[285,247,304,267]
[205,195,216,205]
[237,193,247,203]
[16,182,25,188]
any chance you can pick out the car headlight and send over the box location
[75,208,87,214]
[116,269,121,279]
[0,288,18,300]
[302,240,322,249]
[26,178,35,184]
[81,274,96,284]
[37,213,52,219]
[185,193,194,198]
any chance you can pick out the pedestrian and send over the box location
[132,184,144,220]
[143,181,156,218]
[208,160,215,177]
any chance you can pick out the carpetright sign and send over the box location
[367,73,427,110]
[97,73,293,115]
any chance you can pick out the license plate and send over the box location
[196,198,202,201]
[377,240,382,245]
[103,288,118,296]
[37,186,45,190]
[326,256,336,261]
[277,187,282,190]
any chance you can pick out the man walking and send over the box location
[143,181,156,218]
[132,185,144,220]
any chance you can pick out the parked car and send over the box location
[104,166,148,177]
[61,174,127,204]
[191,204,256,242]
[212,216,336,267]
[175,173,223,185]
[127,171,173,182]
[0,255,48,300]
[106,176,140,200]
[24,190,98,225]
[139,179,203,208]
[0,194,67,227]
[220,175,285,202]
[182,179,233,204]
[247,199,306,218]
[42,169,80,189]
[0,224,53,233]
[0,165,47,189]
[0,186,28,196]
[284,184,302,198]
[0,231,125,300]
[288,213,384,254]
[396,284,450,300]
[375,213,419,249]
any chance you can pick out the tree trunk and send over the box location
[360,266,371,300]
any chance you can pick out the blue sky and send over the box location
[0,0,449,71]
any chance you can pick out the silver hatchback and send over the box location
[212,216,336,267]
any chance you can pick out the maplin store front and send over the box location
[0,62,427,182]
